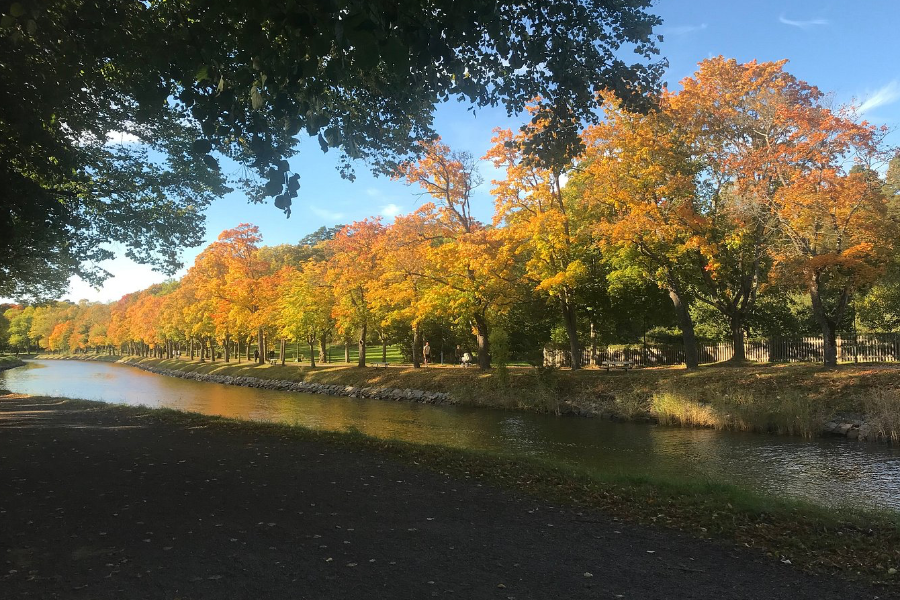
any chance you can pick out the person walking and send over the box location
[423,341,431,366]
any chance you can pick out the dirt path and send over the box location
[0,395,890,599]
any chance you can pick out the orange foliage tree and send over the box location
[192,224,275,363]
[325,220,385,367]
[671,57,896,365]
[395,139,517,369]
[486,118,587,368]
[579,100,705,368]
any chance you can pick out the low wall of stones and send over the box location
[127,363,455,406]
[822,416,880,442]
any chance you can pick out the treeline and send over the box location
[3,58,900,368]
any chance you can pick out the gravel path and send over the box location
[0,395,891,599]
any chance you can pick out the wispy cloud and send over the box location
[380,203,402,218]
[661,23,707,36]
[308,205,346,221]
[778,14,829,29]
[858,80,900,114]
[365,187,382,197]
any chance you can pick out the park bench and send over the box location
[371,362,389,369]
[600,360,633,372]
[268,358,278,366]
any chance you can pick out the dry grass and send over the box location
[650,387,830,437]
[861,388,900,443]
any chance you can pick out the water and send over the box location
[3,360,899,511]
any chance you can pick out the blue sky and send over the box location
[64,0,900,302]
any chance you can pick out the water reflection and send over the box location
[3,360,899,511]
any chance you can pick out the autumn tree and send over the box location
[324,220,385,367]
[675,57,895,366]
[396,140,518,369]
[487,115,588,368]
[369,212,436,368]
[193,224,274,363]
[579,102,706,368]
[280,263,335,368]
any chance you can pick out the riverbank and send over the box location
[0,355,26,371]
[0,393,897,597]
[37,354,900,442]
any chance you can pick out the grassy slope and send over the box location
[0,355,26,368]
[45,397,900,586]
[35,353,900,438]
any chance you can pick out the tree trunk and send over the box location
[309,340,316,368]
[189,338,194,360]
[319,334,327,364]
[668,283,699,370]
[224,334,231,362]
[209,337,216,362]
[344,339,350,363]
[560,292,580,369]
[810,275,841,367]
[472,313,491,370]
[382,338,387,362]
[357,323,367,367]
[257,327,265,364]
[296,341,301,362]
[729,314,746,362]
[412,325,421,369]
[280,338,286,366]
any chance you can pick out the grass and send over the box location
[862,388,900,444]
[34,353,900,441]
[40,397,900,586]
[651,387,831,437]
[0,355,26,369]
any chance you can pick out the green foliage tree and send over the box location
[1,1,231,300]
[1,0,662,300]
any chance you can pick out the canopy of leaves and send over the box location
[0,0,231,300]
[1,0,663,300]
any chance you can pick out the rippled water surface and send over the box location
[4,360,899,511]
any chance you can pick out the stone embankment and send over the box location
[822,416,880,442]
[129,363,455,406]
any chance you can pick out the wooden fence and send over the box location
[543,333,900,368]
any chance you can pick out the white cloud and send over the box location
[365,187,382,197]
[661,23,707,36]
[106,130,141,144]
[64,259,169,303]
[778,14,829,29]
[858,80,900,114]
[308,205,346,221]
[380,203,402,218]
